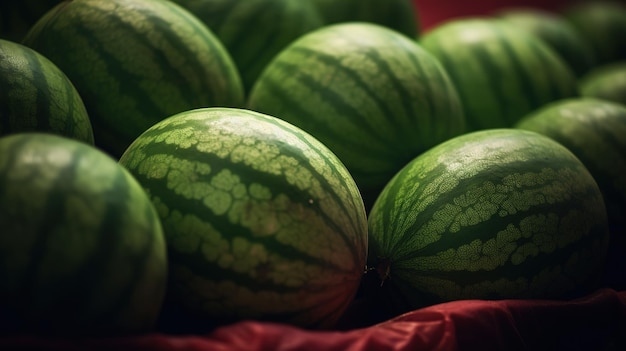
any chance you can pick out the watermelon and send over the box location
[562,1,626,65]
[171,0,324,95]
[0,132,167,336]
[419,18,579,131]
[514,97,626,290]
[0,38,93,144]
[366,128,610,313]
[247,22,466,210]
[118,107,368,331]
[22,0,244,158]
[497,7,596,76]
[310,0,420,38]
[579,61,626,105]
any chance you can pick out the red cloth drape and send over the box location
[2,288,624,351]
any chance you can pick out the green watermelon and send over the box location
[562,1,626,65]
[420,18,579,131]
[0,132,167,336]
[497,7,596,76]
[0,38,93,144]
[247,22,466,210]
[366,128,610,313]
[515,97,626,290]
[22,0,244,158]
[118,107,368,331]
[579,61,626,105]
[171,0,324,95]
[310,0,419,38]
[515,98,626,235]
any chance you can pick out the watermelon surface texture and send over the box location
[118,107,368,331]
[579,62,626,106]
[0,39,93,144]
[515,98,626,290]
[366,128,610,313]
[562,1,626,65]
[171,0,324,95]
[0,133,167,336]
[22,0,244,158]
[247,22,465,210]
[420,18,579,131]
[497,7,595,76]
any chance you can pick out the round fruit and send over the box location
[579,61,626,105]
[247,22,465,210]
[118,107,368,330]
[515,97,626,233]
[311,0,420,38]
[497,7,595,76]
[562,1,626,65]
[172,0,324,95]
[22,0,244,158]
[0,39,93,144]
[0,132,167,336]
[367,128,610,312]
[420,18,579,131]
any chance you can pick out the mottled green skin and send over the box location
[0,39,94,144]
[311,0,419,38]
[579,62,626,106]
[22,0,244,158]
[515,98,626,235]
[172,0,324,95]
[563,1,626,65]
[0,133,167,336]
[497,7,596,76]
[367,129,609,312]
[420,18,579,131]
[248,23,465,210]
[118,107,368,330]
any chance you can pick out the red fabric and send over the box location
[413,0,580,31]
[2,288,624,351]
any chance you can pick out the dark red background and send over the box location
[414,0,582,31]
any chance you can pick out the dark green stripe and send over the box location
[130,140,361,271]
[130,112,367,270]
[394,226,606,295]
[498,35,541,125]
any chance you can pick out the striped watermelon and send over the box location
[515,98,626,290]
[22,0,244,158]
[419,18,579,131]
[497,7,596,76]
[310,0,420,38]
[0,39,93,144]
[579,62,626,105]
[171,0,324,95]
[247,22,466,210]
[366,128,610,313]
[118,107,368,331]
[562,1,626,65]
[0,132,167,336]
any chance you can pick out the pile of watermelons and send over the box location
[0,0,625,349]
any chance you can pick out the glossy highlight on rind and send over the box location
[367,129,610,311]
[22,0,244,158]
[0,133,167,336]
[118,107,368,330]
[247,22,465,209]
